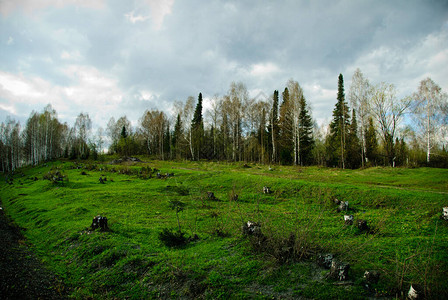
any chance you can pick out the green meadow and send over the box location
[1,159,447,299]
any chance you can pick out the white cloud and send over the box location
[137,90,157,101]
[0,72,47,99]
[145,0,174,30]
[250,62,280,78]
[60,50,82,61]
[125,0,174,29]
[125,11,150,24]
[0,66,126,126]
[346,28,448,96]
[0,0,105,16]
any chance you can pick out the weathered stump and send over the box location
[363,270,380,285]
[329,259,350,281]
[337,201,349,212]
[344,215,354,225]
[357,219,369,232]
[407,284,421,300]
[317,253,334,269]
[207,192,217,200]
[242,221,262,236]
[442,207,448,220]
[263,186,271,194]
[91,215,108,231]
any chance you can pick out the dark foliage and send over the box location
[158,228,188,248]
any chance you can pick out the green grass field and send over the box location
[1,158,447,299]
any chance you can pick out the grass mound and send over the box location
[1,160,447,299]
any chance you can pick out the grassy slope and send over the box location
[1,160,447,299]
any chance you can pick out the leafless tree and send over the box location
[411,77,448,163]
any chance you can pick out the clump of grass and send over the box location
[43,168,68,184]
[158,228,189,248]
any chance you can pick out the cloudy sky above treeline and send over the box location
[1,0,447,130]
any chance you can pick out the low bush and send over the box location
[158,228,189,248]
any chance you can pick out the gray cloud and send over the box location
[0,0,447,130]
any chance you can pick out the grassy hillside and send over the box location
[1,159,447,299]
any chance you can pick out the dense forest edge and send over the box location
[1,70,448,173]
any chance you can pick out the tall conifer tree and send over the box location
[328,74,350,168]
[298,93,314,165]
[365,117,378,165]
[191,93,204,160]
[269,90,279,163]
[279,87,293,164]
[346,109,361,168]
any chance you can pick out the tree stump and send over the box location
[344,215,354,225]
[91,215,108,231]
[337,201,349,212]
[329,259,350,281]
[207,192,217,200]
[442,207,448,220]
[263,186,271,194]
[242,221,262,236]
[407,284,421,300]
[363,270,380,285]
[317,253,334,269]
[357,219,369,232]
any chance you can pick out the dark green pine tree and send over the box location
[346,109,362,168]
[172,114,182,159]
[298,94,314,166]
[164,122,171,160]
[364,117,378,165]
[268,90,280,163]
[257,107,268,164]
[328,74,351,168]
[191,92,204,160]
[394,137,407,167]
[279,87,293,164]
[121,125,128,139]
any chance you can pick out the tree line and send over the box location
[1,69,447,172]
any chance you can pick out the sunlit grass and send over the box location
[1,159,447,299]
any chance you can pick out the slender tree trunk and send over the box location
[189,128,194,160]
[271,117,276,163]
[426,102,431,163]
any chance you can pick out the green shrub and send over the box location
[158,228,188,248]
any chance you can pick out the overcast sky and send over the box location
[1,0,447,131]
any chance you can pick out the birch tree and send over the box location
[411,77,448,163]
[349,68,370,166]
[74,113,92,158]
[369,82,411,166]
[140,110,168,159]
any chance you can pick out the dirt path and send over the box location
[0,203,69,299]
